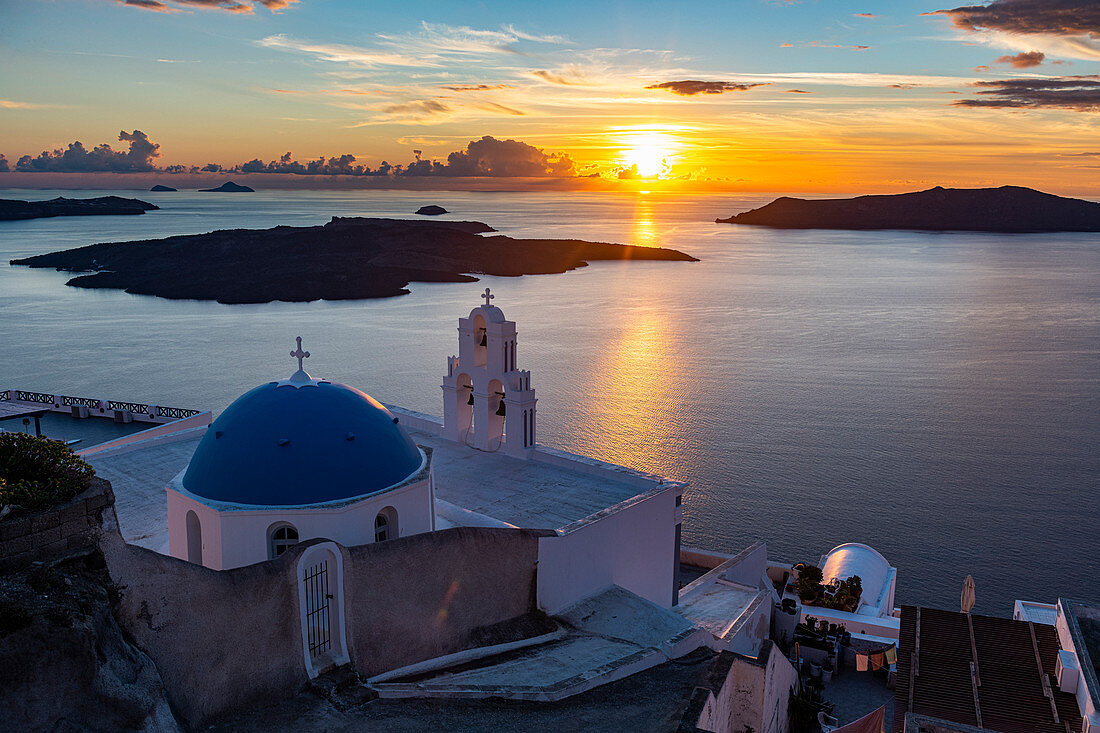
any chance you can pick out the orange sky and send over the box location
[2,1,1099,194]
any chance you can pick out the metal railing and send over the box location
[59,395,100,409]
[5,389,204,424]
[157,406,202,419]
[108,400,150,414]
[15,391,54,404]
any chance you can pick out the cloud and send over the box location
[211,137,575,177]
[259,22,565,72]
[995,50,1045,66]
[376,99,452,121]
[426,136,575,176]
[14,130,161,172]
[929,0,1100,37]
[119,0,297,13]
[955,75,1100,110]
[854,13,877,18]
[645,80,768,96]
[0,99,54,109]
[0,155,8,173]
[785,89,813,93]
[440,84,512,92]
[531,69,589,85]
[258,35,434,68]
[890,83,920,89]
[472,101,525,116]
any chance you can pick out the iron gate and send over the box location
[303,559,332,658]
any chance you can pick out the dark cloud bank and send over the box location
[3,134,577,178]
[645,80,767,96]
[119,0,296,14]
[957,75,1100,110]
[931,0,1100,37]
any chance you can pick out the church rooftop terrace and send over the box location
[407,426,674,531]
[85,401,679,551]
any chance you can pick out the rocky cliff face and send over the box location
[0,551,181,732]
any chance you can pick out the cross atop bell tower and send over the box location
[441,290,537,458]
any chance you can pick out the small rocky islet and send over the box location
[716,185,1100,232]
[12,216,698,304]
[0,196,158,221]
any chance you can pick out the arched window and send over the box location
[375,507,398,542]
[269,523,299,559]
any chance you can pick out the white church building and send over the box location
[71,289,786,721]
[163,289,686,611]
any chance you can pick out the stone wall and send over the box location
[343,526,549,678]
[0,476,113,570]
[102,525,549,727]
[101,529,306,728]
[684,642,796,733]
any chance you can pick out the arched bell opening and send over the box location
[456,373,473,438]
[487,378,505,446]
[472,314,487,367]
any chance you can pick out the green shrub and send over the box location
[0,433,95,511]
[793,562,863,612]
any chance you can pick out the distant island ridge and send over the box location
[199,181,254,193]
[11,216,697,304]
[150,185,177,192]
[717,185,1100,232]
[416,205,448,215]
[0,196,158,221]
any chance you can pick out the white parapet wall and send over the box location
[536,486,679,614]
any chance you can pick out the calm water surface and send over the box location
[1,188,1097,613]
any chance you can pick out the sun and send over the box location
[623,131,676,178]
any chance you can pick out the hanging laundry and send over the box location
[885,645,897,665]
[856,652,869,671]
[870,651,886,670]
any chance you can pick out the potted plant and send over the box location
[822,660,834,683]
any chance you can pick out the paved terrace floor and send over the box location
[406,428,652,530]
[373,586,703,702]
[86,422,656,555]
[87,435,203,554]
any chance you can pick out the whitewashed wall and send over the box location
[167,478,433,570]
[535,487,678,613]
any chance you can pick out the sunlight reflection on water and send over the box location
[0,187,1096,612]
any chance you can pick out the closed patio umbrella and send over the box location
[961,575,976,614]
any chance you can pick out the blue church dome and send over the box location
[182,373,423,507]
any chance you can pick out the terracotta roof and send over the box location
[894,606,1082,733]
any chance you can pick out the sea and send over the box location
[1,187,1097,614]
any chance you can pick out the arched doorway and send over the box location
[296,542,350,678]
[185,510,202,565]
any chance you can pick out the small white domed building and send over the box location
[166,340,434,570]
[819,542,897,618]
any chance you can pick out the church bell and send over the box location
[495,400,506,417]
[466,391,474,406]
[478,329,487,347]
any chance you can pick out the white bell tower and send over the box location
[442,288,537,458]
